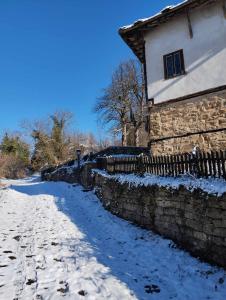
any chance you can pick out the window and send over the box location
[163,50,185,79]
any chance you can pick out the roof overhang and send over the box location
[119,0,218,63]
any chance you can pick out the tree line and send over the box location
[0,111,112,178]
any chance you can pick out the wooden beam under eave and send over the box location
[186,9,193,39]
[128,37,136,42]
[223,0,226,18]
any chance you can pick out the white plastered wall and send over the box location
[145,1,226,104]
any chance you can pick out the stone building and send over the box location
[119,0,226,155]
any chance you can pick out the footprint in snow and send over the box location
[53,258,63,262]
[3,250,12,253]
[8,256,16,260]
[219,278,224,284]
[51,242,59,246]
[135,237,142,240]
[78,290,88,296]
[145,284,161,294]
[36,266,45,270]
[57,281,69,294]
[13,236,21,242]
[26,279,37,285]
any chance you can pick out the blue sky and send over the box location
[0,0,181,138]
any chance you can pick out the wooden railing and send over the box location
[96,150,226,179]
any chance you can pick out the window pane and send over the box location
[166,55,174,78]
[174,52,182,75]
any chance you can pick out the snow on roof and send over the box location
[120,1,188,31]
[119,0,213,61]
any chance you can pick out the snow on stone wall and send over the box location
[93,171,226,268]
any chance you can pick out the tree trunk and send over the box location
[122,124,127,146]
[135,127,139,147]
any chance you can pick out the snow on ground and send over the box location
[93,169,226,196]
[0,177,226,300]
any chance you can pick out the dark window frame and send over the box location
[163,49,185,80]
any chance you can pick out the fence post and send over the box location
[191,153,198,177]
[103,157,107,171]
[220,150,226,179]
[137,155,145,176]
[96,157,107,171]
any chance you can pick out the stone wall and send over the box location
[42,162,96,189]
[42,168,79,184]
[94,172,226,268]
[149,89,226,155]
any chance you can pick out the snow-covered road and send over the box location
[0,177,226,300]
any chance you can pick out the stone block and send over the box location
[206,208,226,219]
[213,228,226,238]
[193,231,207,241]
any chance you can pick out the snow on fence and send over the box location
[96,150,226,179]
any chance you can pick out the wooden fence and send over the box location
[96,150,226,179]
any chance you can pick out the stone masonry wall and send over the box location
[149,89,226,155]
[94,172,226,268]
[42,162,96,189]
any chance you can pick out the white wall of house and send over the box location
[145,1,226,104]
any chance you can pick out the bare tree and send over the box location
[94,59,145,146]
[94,62,131,146]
